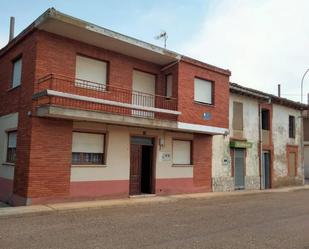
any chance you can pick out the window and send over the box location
[233,102,243,131]
[261,109,270,130]
[165,74,173,98]
[194,78,213,104]
[12,57,22,88]
[289,115,295,138]
[172,140,192,165]
[72,132,105,165]
[6,131,17,163]
[75,55,107,90]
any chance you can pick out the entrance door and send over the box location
[129,137,154,195]
[262,151,271,189]
[234,149,245,190]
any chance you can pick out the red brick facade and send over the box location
[0,25,230,205]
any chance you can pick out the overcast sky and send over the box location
[1,0,308,102]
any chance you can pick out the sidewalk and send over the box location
[1,185,309,218]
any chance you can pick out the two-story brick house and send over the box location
[0,9,231,205]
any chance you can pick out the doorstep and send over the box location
[1,185,309,218]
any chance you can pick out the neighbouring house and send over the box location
[212,83,308,191]
[0,9,231,206]
[304,112,309,180]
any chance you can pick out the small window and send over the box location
[304,118,309,141]
[12,57,22,88]
[172,140,192,165]
[194,78,213,105]
[6,131,17,163]
[262,109,270,130]
[289,115,295,138]
[72,132,105,165]
[165,74,173,98]
[75,55,107,91]
[233,102,243,131]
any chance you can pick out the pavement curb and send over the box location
[1,185,308,218]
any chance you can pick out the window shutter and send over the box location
[173,140,191,165]
[72,132,104,153]
[194,78,212,104]
[8,132,17,148]
[75,56,107,87]
[233,102,244,130]
[166,74,173,97]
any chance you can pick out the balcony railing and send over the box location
[33,74,179,121]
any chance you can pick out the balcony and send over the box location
[32,74,180,128]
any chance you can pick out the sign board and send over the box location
[230,141,253,149]
[202,112,211,120]
[160,152,171,161]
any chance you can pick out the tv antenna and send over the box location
[155,31,168,48]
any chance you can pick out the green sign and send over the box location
[230,141,253,148]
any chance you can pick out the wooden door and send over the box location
[130,144,142,195]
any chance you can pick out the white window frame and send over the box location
[12,57,22,88]
[194,77,213,105]
[172,139,192,165]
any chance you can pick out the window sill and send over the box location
[2,162,15,167]
[71,164,107,168]
[172,164,193,167]
[7,85,21,92]
[193,101,215,107]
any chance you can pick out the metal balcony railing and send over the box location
[33,74,179,121]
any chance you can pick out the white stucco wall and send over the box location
[70,121,193,182]
[212,94,260,178]
[272,104,302,178]
[0,113,18,180]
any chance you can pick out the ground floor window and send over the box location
[172,139,192,165]
[72,132,105,165]
[6,131,17,163]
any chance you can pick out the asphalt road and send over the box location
[1,190,309,249]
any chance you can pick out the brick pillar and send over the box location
[193,134,212,189]
[12,117,73,205]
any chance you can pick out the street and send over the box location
[0,190,309,249]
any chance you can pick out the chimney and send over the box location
[277,84,281,97]
[9,17,15,42]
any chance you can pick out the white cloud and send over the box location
[181,0,309,102]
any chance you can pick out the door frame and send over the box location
[262,150,272,189]
[129,135,157,195]
[231,148,246,190]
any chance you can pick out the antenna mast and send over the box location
[155,31,168,48]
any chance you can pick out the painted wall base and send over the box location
[245,176,261,190]
[0,177,13,203]
[212,177,234,192]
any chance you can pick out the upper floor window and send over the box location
[75,55,107,90]
[12,57,22,88]
[72,132,105,165]
[261,109,270,130]
[194,78,213,105]
[289,115,295,138]
[165,74,173,98]
[6,131,17,163]
[233,101,243,131]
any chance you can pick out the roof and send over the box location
[0,8,231,76]
[230,82,308,110]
